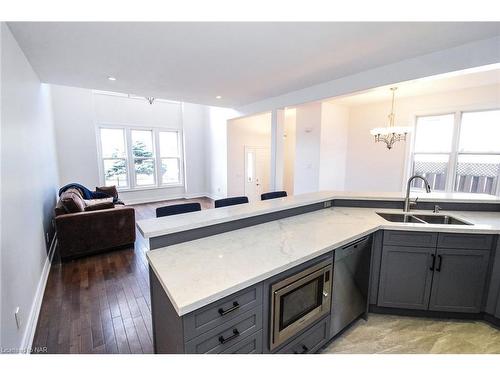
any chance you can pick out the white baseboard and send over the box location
[126,193,212,205]
[125,194,186,205]
[184,192,209,199]
[19,237,57,354]
[205,192,226,201]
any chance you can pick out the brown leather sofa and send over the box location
[54,187,136,260]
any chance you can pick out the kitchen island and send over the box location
[139,192,500,353]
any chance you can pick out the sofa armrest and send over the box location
[55,206,136,259]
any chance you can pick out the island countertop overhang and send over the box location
[146,204,500,317]
[136,191,500,239]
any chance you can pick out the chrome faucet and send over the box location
[404,175,431,212]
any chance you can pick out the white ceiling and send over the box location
[8,22,500,107]
[328,67,500,106]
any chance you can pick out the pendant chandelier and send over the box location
[370,87,411,150]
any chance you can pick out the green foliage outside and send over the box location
[105,141,166,179]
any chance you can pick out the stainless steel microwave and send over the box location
[269,259,333,350]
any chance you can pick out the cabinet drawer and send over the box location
[185,307,262,354]
[276,317,330,354]
[383,230,438,248]
[222,330,263,354]
[437,233,494,250]
[183,283,263,340]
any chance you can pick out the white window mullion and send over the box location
[154,129,162,186]
[125,128,135,189]
[445,111,461,193]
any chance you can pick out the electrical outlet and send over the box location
[15,307,22,329]
[324,200,332,208]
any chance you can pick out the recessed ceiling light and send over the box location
[215,95,222,99]
[108,76,117,81]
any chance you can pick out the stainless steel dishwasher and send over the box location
[330,235,372,337]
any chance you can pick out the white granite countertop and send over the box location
[146,206,500,316]
[136,191,500,239]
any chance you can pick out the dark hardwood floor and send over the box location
[32,197,213,354]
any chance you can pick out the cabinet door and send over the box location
[429,248,490,313]
[496,294,500,319]
[377,246,435,310]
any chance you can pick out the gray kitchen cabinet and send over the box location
[222,330,263,354]
[428,248,490,313]
[496,294,500,319]
[383,230,438,248]
[275,316,330,354]
[377,245,434,310]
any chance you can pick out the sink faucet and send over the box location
[404,175,431,212]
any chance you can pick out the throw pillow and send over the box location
[60,191,86,213]
[84,202,115,211]
[83,197,114,208]
[96,185,118,200]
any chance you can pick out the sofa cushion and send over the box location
[54,200,67,217]
[84,202,115,212]
[96,185,119,200]
[83,197,114,208]
[60,190,86,213]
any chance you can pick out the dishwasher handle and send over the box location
[342,236,371,250]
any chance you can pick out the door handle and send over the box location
[218,328,240,344]
[436,255,443,272]
[293,344,309,354]
[430,254,436,271]
[218,301,240,316]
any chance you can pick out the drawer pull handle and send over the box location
[294,344,309,354]
[430,254,436,271]
[436,255,443,272]
[218,301,239,316]
[219,328,240,344]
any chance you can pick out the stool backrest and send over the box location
[156,202,202,217]
[214,196,249,208]
[261,191,287,201]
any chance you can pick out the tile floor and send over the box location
[323,314,500,354]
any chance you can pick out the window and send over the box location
[411,114,454,191]
[100,128,129,188]
[159,131,181,184]
[410,109,500,196]
[131,130,155,186]
[455,110,500,195]
[98,127,182,190]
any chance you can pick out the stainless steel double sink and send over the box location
[376,212,471,225]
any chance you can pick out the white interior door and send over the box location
[245,146,270,202]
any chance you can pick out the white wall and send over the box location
[0,22,3,351]
[51,85,100,188]
[205,107,240,200]
[319,102,349,190]
[237,36,500,115]
[283,109,296,195]
[1,23,59,351]
[183,103,208,198]
[51,86,216,204]
[227,112,271,197]
[343,84,500,192]
[294,102,322,194]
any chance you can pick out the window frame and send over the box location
[130,128,157,188]
[97,124,184,191]
[407,107,500,197]
[157,130,183,186]
[98,127,130,189]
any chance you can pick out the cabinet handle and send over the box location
[430,254,436,271]
[218,328,240,344]
[293,344,309,354]
[218,301,240,316]
[436,255,443,272]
